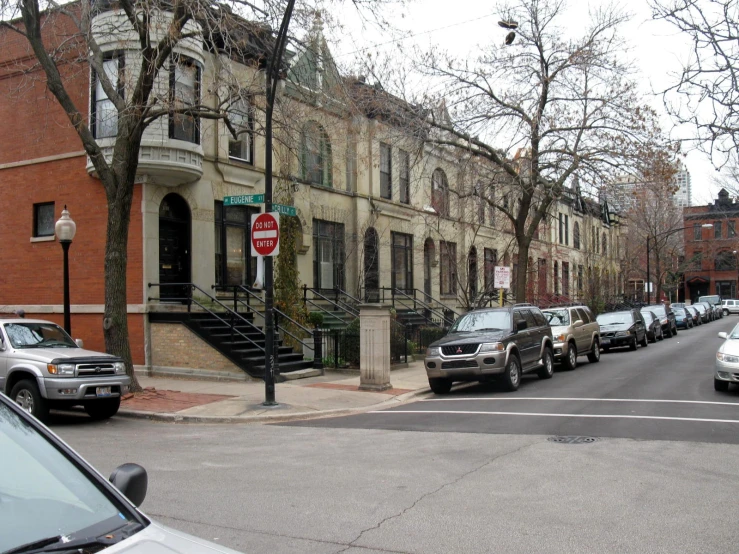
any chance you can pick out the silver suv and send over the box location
[541,306,601,370]
[0,318,130,422]
[722,299,739,316]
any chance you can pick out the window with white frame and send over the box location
[431,168,450,216]
[91,54,124,139]
[228,98,254,163]
[169,57,200,144]
[380,143,392,200]
[439,241,457,295]
[302,121,332,187]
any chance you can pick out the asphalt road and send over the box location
[287,316,739,443]
[48,316,739,553]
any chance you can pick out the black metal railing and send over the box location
[373,287,457,327]
[302,285,359,327]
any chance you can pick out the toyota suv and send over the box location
[722,299,739,316]
[0,318,130,422]
[541,306,601,370]
[424,305,554,394]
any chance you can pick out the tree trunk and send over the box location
[103,176,140,392]
[515,239,530,303]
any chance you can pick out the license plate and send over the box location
[601,339,610,346]
[96,386,112,397]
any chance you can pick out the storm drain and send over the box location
[548,436,599,444]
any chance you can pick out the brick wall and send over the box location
[150,322,244,375]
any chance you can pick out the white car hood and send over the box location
[9,347,118,363]
[719,338,739,356]
[106,521,243,554]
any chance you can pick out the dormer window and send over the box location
[302,121,332,187]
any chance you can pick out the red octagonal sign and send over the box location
[251,212,280,257]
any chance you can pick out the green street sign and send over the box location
[272,204,297,217]
[223,194,264,206]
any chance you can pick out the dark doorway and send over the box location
[159,193,191,301]
[423,238,435,301]
[364,227,379,302]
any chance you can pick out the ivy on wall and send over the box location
[274,207,309,350]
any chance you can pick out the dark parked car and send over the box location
[699,295,724,319]
[597,309,649,351]
[643,304,678,337]
[685,305,702,326]
[696,302,714,322]
[641,309,663,342]
[673,307,693,329]
[424,305,554,393]
[693,302,711,323]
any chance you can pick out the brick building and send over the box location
[683,189,739,302]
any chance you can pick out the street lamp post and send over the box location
[55,206,76,335]
[646,223,712,305]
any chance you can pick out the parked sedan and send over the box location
[673,307,693,329]
[641,304,677,337]
[0,392,244,554]
[597,310,648,351]
[685,305,702,326]
[641,309,663,342]
[693,302,711,323]
[714,325,739,391]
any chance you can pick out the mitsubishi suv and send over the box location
[541,305,601,370]
[0,318,130,422]
[424,305,554,394]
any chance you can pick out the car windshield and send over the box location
[674,308,686,316]
[543,309,570,326]
[646,305,666,317]
[597,312,632,325]
[641,311,654,323]
[694,304,706,313]
[3,323,77,349]
[728,325,739,339]
[0,401,142,552]
[450,311,511,333]
[699,295,720,305]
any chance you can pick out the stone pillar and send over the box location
[359,304,392,391]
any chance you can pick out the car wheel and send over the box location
[587,339,601,363]
[629,337,637,351]
[10,380,49,422]
[538,349,554,379]
[640,333,648,347]
[648,331,656,343]
[714,378,730,392]
[84,398,121,420]
[724,309,730,317]
[502,354,522,391]
[563,342,577,370]
[657,327,664,340]
[672,324,678,335]
[665,325,673,338]
[428,378,453,395]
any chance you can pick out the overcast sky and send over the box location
[327,0,722,205]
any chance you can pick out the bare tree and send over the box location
[651,0,739,167]
[361,0,669,303]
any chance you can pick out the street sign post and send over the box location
[224,194,264,206]
[251,212,280,257]
[494,266,511,306]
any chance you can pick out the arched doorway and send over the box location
[364,227,379,302]
[468,246,478,305]
[423,238,435,301]
[159,193,191,301]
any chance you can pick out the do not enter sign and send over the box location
[251,212,280,256]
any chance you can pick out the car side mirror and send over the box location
[718,332,728,339]
[109,463,148,507]
[516,320,528,332]
[573,320,584,328]
[75,339,84,348]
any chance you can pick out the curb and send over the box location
[116,387,432,424]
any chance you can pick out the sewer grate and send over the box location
[548,436,599,444]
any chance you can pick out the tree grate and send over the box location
[548,436,599,444]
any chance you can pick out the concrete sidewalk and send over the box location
[119,360,431,423]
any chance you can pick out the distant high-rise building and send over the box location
[674,162,692,208]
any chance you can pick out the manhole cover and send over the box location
[548,436,599,444]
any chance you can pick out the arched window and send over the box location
[602,232,607,256]
[302,121,332,187]
[431,168,450,216]
[573,222,580,249]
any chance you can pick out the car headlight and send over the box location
[479,342,505,352]
[113,362,126,375]
[47,363,75,376]
[717,352,739,363]
[615,331,629,337]
[426,347,440,357]
[554,334,567,343]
